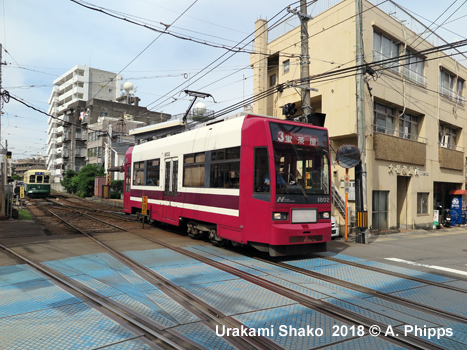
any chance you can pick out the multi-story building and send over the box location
[83,98,171,181]
[12,155,47,179]
[47,65,123,184]
[251,0,467,231]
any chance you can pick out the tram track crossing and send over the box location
[13,196,467,349]
[14,199,285,350]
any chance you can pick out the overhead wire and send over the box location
[72,0,200,102]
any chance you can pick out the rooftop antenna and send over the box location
[123,81,134,105]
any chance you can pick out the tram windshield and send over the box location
[270,122,330,197]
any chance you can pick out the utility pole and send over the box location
[0,44,5,217]
[288,0,314,122]
[355,0,367,242]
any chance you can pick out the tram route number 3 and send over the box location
[142,196,148,216]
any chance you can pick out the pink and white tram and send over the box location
[123,113,332,256]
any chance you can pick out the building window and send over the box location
[270,74,277,87]
[440,68,466,105]
[374,103,395,135]
[373,31,400,71]
[210,147,240,189]
[399,113,418,141]
[439,123,459,149]
[404,49,426,86]
[183,152,205,187]
[417,193,429,215]
[374,102,421,141]
[283,60,290,74]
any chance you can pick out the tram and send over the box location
[123,113,332,256]
[23,169,51,197]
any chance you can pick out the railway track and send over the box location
[13,196,467,349]
[12,199,284,350]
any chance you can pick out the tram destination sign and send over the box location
[276,130,318,147]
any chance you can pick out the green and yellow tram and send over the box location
[23,169,51,197]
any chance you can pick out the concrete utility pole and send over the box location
[0,43,5,217]
[288,0,314,122]
[299,0,311,121]
[355,0,368,241]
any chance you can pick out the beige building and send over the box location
[251,0,466,231]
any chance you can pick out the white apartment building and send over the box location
[47,65,122,184]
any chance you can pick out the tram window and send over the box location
[37,176,43,184]
[29,175,36,183]
[44,175,50,184]
[210,147,240,189]
[253,147,270,197]
[183,153,205,187]
[126,166,131,192]
[146,158,160,186]
[133,161,145,185]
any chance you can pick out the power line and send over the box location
[144,12,290,112]
[71,0,283,56]
[74,0,199,102]
[409,0,467,50]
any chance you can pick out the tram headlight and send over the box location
[273,212,289,221]
[320,211,330,219]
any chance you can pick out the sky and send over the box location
[1,0,467,159]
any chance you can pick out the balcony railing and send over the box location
[440,86,466,106]
[373,124,427,144]
[403,67,427,87]
[438,141,464,152]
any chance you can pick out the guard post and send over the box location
[356,211,368,243]
[141,196,148,228]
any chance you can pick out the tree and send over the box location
[61,170,78,194]
[110,180,123,199]
[11,174,21,181]
[74,164,105,198]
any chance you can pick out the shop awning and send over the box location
[449,190,467,195]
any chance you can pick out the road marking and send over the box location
[385,258,467,277]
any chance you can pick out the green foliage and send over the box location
[110,180,123,199]
[18,209,33,220]
[60,165,105,198]
[61,170,78,194]
[75,164,105,198]
[11,174,21,181]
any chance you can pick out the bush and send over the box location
[75,164,105,197]
[61,170,78,194]
[110,180,123,199]
[60,165,105,197]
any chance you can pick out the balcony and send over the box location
[75,149,86,157]
[403,67,427,87]
[439,143,464,171]
[373,127,427,166]
[440,86,466,106]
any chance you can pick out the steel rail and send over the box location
[129,232,442,350]
[0,243,201,350]
[261,256,467,326]
[33,202,282,350]
[33,200,456,349]
[316,254,467,295]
